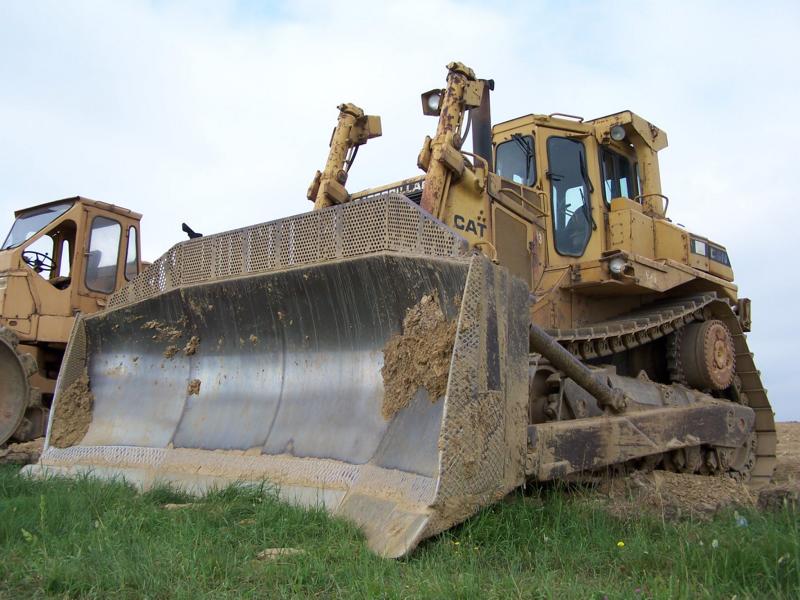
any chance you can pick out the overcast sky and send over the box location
[1,0,799,418]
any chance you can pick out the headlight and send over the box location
[610,125,626,141]
[426,92,441,112]
[608,256,628,274]
[420,89,444,116]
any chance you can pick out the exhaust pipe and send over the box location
[471,79,494,172]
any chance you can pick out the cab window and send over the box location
[20,219,76,290]
[547,137,592,257]
[22,234,56,276]
[125,226,139,281]
[600,148,636,203]
[1,201,72,249]
[85,216,121,293]
[496,134,536,186]
[58,239,72,279]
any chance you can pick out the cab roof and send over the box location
[14,196,142,221]
[492,110,667,151]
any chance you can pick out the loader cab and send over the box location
[0,197,143,343]
[2,201,76,288]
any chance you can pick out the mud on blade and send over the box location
[29,196,530,557]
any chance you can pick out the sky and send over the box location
[1,0,799,418]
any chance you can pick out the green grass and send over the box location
[0,467,798,599]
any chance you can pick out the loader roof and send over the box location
[14,196,142,221]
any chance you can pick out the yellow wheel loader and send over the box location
[0,198,143,452]
[28,63,775,557]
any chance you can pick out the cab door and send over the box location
[535,128,604,268]
[491,131,545,289]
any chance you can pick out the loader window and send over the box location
[85,216,121,293]
[49,220,76,288]
[2,201,72,250]
[600,148,635,203]
[496,135,536,186]
[547,137,592,256]
[22,234,56,274]
[125,226,139,281]
[58,240,72,278]
[19,219,76,290]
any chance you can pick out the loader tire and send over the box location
[0,326,40,446]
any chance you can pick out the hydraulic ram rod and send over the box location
[528,323,627,412]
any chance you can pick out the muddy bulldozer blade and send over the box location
[27,196,530,557]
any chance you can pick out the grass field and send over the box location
[0,466,798,599]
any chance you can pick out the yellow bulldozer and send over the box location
[28,62,775,557]
[0,198,143,450]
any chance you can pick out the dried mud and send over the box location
[49,370,94,448]
[187,379,201,395]
[0,438,44,465]
[183,336,200,356]
[381,293,457,420]
[255,548,306,561]
[162,503,197,510]
[141,319,184,343]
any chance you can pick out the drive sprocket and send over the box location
[669,319,736,391]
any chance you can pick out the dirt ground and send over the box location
[597,422,800,519]
[774,421,800,484]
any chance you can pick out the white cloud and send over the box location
[1,0,798,417]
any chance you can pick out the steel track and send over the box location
[546,293,777,486]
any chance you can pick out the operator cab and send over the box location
[492,113,643,262]
[490,111,734,284]
[1,197,143,298]
[2,201,76,288]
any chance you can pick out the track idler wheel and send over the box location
[675,320,736,391]
[718,432,757,481]
[663,446,704,474]
[0,327,39,446]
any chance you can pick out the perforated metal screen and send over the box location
[108,195,467,310]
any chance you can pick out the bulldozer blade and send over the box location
[28,196,530,557]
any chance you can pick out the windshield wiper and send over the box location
[576,152,597,231]
[578,188,597,231]
[512,134,534,184]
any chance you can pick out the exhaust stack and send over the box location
[471,78,494,172]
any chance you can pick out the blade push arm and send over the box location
[308,103,381,210]
[418,62,485,219]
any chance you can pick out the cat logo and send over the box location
[453,214,487,237]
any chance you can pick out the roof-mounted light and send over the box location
[610,125,626,141]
